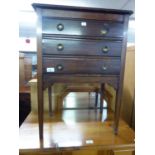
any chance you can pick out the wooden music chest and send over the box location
[32,3,132,140]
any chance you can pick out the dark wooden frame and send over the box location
[33,3,132,140]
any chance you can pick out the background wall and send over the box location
[106,46,135,128]
[121,46,135,128]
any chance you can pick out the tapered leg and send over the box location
[100,83,105,113]
[48,86,52,116]
[95,90,99,108]
[114,88,122,135]
[88,92,91,106]
[37,80,43,140]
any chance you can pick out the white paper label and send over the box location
[81,21,87,26]
[46,67,55,72]
[86,140,94,144]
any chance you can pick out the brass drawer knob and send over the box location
[57,44,64,51]
[102,65,107,71]
[57,23,64,31]
[102,46,109,53]
[56,64,64,71]
[101,29,108,35]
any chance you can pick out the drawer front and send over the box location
[42,39,122,57]
[43,57,121,75]
[42,18,124,38]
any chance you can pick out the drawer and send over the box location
[42,18,124,38]
[43,57,121,75]
[42,38,122,57]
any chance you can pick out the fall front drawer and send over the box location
[43,57,121,75]
[42,18,124,38]
[42,38,122,57]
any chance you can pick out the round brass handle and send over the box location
[57,23,64,31]
[102,46,109,53]
[56,64,64,71]
[57,44,64,51]
[101,29,108,35]
[102,65,107,71]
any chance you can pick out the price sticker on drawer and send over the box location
[46,67,55,72]
[86,140,94,144]
[81,21,87,27]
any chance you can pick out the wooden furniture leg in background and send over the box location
[100,83,105,113]
[88,92,91,106]
[48,85,52,116]
[95,90,99,108]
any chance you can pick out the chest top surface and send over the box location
[32,3,133,15]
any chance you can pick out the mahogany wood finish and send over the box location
[114,16,130,134]
[43,57,121,74]
[36,9,44,140]
[42,39,122,57]
[100,83,105,113]
[42,18,124,37]
[48,86,52,116]
[43,75,119,90]
[32,3,132,140]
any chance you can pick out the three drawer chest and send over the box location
[32,3,132,140]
